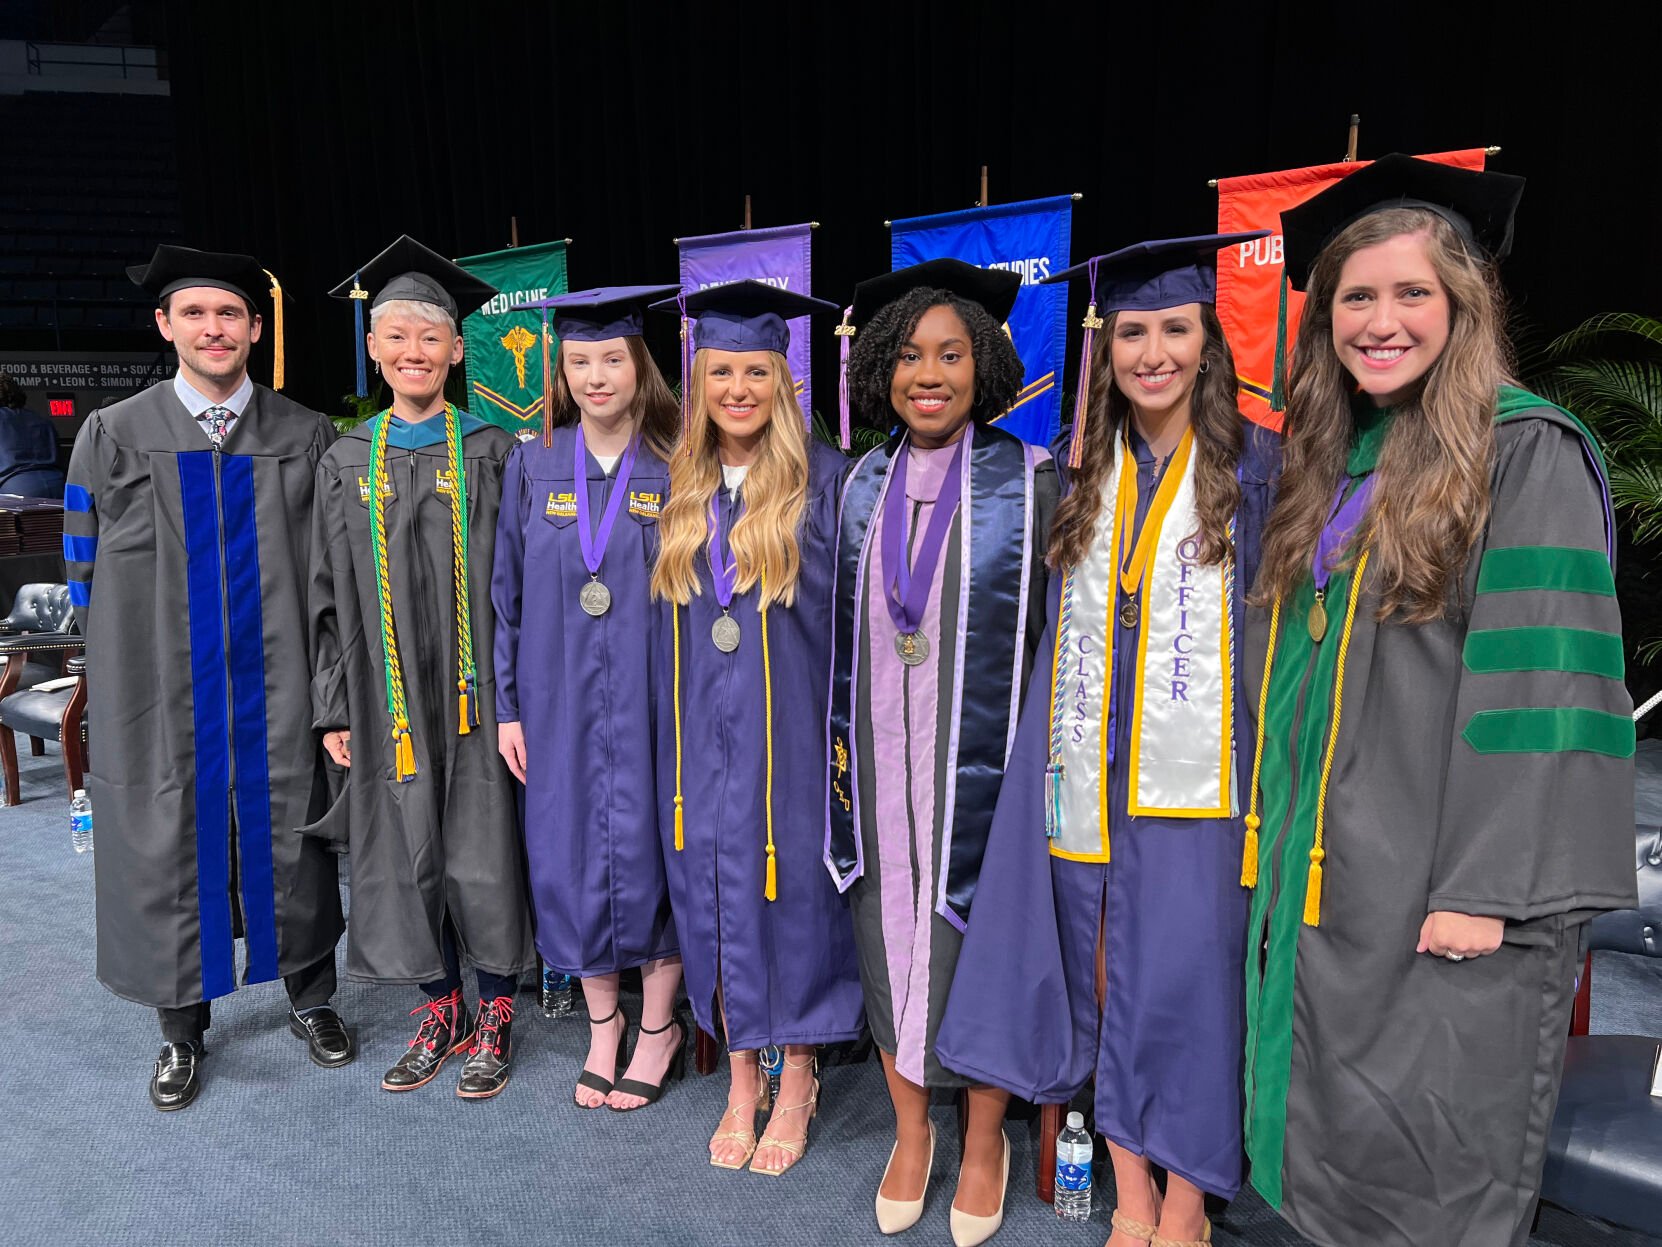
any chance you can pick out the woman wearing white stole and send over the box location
[936,235,1279,1247]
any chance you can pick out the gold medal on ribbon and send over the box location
[1307,591,1328,643]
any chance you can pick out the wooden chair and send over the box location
[0,643,86,805]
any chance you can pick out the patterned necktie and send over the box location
[201,405,232,448]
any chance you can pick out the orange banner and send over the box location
[1215,149,1488,430]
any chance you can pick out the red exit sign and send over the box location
[48,395,76,418]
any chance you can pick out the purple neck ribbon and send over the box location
[1312,473,1377,591]
[707,488,742,610]
[575,425,641,577]
[881,434,966,635]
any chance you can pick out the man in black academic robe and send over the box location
[63,246,352,1111]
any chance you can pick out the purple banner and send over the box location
[677,223,815,423]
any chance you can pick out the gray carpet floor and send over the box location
[2,745,1657,1247]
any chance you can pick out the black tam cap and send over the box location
[1279,154,1525,292]
[127,244,268,307]
[329,235,499,321]
[848,258,1020,331]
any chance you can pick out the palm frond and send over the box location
[1545,312,1662,363]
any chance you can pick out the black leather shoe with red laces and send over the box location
[456,995,514,1100]
[382,989,473,1092]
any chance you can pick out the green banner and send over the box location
[456,239,569,434]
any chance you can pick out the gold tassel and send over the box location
[674,796,684,852]
[765,843,777,902]
[457,679,471,736]
[1241,814,1261,888]
[394,724,416,782]
[1303,849,1324,926]
[263,268,285,391]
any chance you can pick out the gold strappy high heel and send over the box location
[709,1057,771,1171]
[750,1053,819,1176]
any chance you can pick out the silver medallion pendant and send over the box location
[894,630,929,666]
[1118,598,1141,630]
[711,613,741,653]
[579,578,612,617]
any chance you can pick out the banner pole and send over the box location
[1345,115,1360,162]
[510,217,519,248]
[743,195,752,230]
[979,165,989,206]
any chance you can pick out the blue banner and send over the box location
[678,223,815,421]
[890,195,1073,447]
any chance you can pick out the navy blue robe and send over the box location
[655,441,864,1050]
[492,425,678,977]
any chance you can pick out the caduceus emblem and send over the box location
[500,324,537,390]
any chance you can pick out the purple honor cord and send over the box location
[1312,473,1377,591]
[881,437,966,635]
[707,490,741,609]
[575,426,641,577]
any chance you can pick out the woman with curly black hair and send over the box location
[823,259,1058,1245]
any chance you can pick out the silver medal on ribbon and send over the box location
[894,630,929,666]
[579,578,612,617]
[711,613,741,653]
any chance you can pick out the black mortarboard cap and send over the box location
[1043,232,1271,312]
[848,258,1020,331]
[1279,153,1525,292]
[328,235,499,320]
[650,280,838,354]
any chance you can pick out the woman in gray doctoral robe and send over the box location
[1240,156,1637,1247]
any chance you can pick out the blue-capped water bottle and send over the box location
[70,788,93,855]
[539,963,575,1018]
[1054,1110,1093,1220]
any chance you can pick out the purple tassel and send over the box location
[677,292,694,457]
[1067,258,1103,471]
[835,306,855,451]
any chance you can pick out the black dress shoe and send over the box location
[382,988,473,1092]
[456,995,514,1100]
[149,1041,204,1112]
[289,1006,355,1068]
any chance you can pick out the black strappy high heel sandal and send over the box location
[608,1016,687,1110]
[573,1006,629,1108]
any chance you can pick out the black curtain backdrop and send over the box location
[162,0,1661,419]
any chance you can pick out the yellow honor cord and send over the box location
[761,572,776,903]
[672,603,685,851]
[1241,553,1369,924]
[1305,549,1369,927]
[1241,596,1282,887]
[445,406,476,737]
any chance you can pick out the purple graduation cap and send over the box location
[507,284,680,446]
[649,280,838,449]
[1042,231,1270,468]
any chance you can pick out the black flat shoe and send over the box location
[149,1041,204,1112]
[609,1017,686,1111]
[289,1006,355,1068]
[382,989,473,1092]
[456,995,514,1100]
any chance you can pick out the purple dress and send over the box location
[936,423,1279,1198]
[492,426,678,977]
[655,441,863,1050]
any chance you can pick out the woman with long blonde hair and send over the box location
[1241,155,1635,1247]
[491,286,690,1113]
[650,281,862,1175]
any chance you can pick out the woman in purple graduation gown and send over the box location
[492,286,688,1111]
[649,281,863,1176]
[935,235,1279,1247]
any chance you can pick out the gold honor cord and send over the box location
[368,406,474,783]
[1116,428,1195,616]
[670,574,777,901]
[1241,550,1371,926]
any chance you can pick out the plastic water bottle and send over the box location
[70,789,93,854]
[539,964,574,1018]
[1054,1110,1093,1221]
